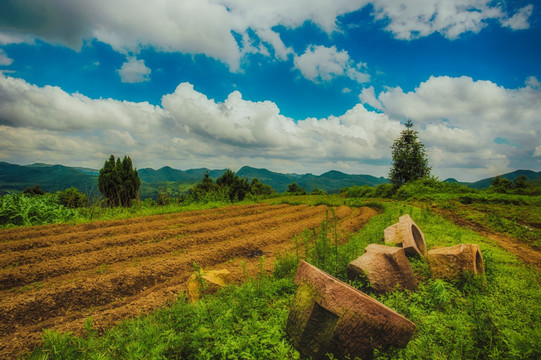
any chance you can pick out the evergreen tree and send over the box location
[98,155,140,206]
[389,120,431,188]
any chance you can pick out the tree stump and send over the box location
[384,214,427,257]
[347,244,417,293]
[427,244,485,280]
[287,261,416,360]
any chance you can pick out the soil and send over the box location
[432,207,541,272]
[0,203,377,358]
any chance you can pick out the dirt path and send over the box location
[0,203,377,358]
[433,208,541,271]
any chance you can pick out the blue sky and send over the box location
[0,0,540,181]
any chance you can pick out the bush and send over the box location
[57,187,88,208]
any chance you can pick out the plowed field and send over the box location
[0,203,376,358]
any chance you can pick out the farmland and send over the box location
[0,203,376,358]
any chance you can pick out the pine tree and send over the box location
[389,120,431,188]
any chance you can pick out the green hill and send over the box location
[466,169,541,189]
[0,162,98,195]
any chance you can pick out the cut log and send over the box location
[347,244,417,293]
[427,244,485,280]
[384,214,427,257]
[287,261,416,360]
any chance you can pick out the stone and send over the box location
[347,244,417,293]
[384,214,427,257]
[287,261,416,360]
[428,244,485,280]
[186,269,230,302]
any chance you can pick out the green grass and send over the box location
[21,198,541,359]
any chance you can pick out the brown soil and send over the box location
[432,207,541,272]
[0,203,377,358]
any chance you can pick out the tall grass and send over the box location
[0,193,77,227]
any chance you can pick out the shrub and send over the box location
[57,187,88,208]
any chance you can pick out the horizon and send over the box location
[4,160,539,184]
[0,1,540,182]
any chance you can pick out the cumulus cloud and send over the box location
[375,75,541,179]
[359,86,382,110]
[117,57,151,83]
[0,74,400,175]
[0,49,12,66]
[1,73,539,180]
[1,0,530,74]
[501,5,534,30]
[294,45,369,83]
[370,0,533,40]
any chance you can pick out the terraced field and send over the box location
[0,203,376,358]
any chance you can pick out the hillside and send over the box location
[465,169,541,189]
[2,162,540,196]
[0,162,98,195]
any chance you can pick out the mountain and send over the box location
[3,161,538,196]
[138,167,227,183]
[466,170,541,189]
[0,162,98,195]
[236,166,388,193]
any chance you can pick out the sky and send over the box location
[0,0,540,182]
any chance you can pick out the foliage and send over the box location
[0,193,77,227]
[311,187,327,195]
[189,170,273,203]
[20,198,541,359]
[22,184,46,196]
[286,182,307,195]
[98,155,141,207]
[250,178,273,196]
[389,120,431,188]
[57,187,89,208]
[27,277,300,360]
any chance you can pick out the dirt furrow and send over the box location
[0,204,377,359]
[0,205,322,289]
[0,203,279,252]
[0,206,337,334]
[0,204,295,268]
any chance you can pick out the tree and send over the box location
[286,182,306,195]
[491,176,513,193]
[217,169,250,201]
[389,120,431,188]
[250,178,273,196]
[22,184,45,196]
[98,155,140,206]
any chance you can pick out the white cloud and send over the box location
[0,0,532,74]
[501,5,534,30]
[359,86,382,110]
[370,0,532,40]
[534,145,541,157]
[0,74,399,176]
[0,49,13,66]
[117,57,151,83]
[1,74,539,181]
[526,76,541,89]
[294,45,369,83]
[375,75,541,179]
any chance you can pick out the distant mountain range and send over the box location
[1,161,540,197]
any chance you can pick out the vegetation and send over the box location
[24,200,541,360]
[98,155,141,207]
[286,182,307,195]
[0,193,77,227]
[389,120,431,188]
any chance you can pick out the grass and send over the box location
[20,197,541,359]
